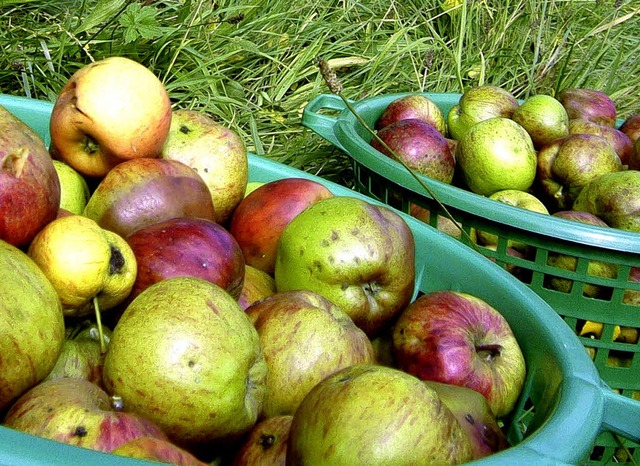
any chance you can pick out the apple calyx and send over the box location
[109,244,126,275]
[258,434,276,450]
[1,146,29,178]
[476,343,503,363]
[82,136,101,157]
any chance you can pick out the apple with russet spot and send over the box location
[511,94,569,149]
[569,118,634,166]
[229,177,333,276]
[49,56,172,178]
[392,290,526,418]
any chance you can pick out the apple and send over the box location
[49,56,172,178]
[161,109,248,224]
[623,267,640,306]
[245,289,375,417]
[546,211,618,298]
[83,157,216,238]
[237,264,277,311]
[102,276,268,447]
[229,177,333,275]
[274,196,415,338]
[370,118,455,184]
[3,377,168,452]
[447,85,519,141]
[44,322,113,390]
[572,170,640,232]
[0,104,60,248]
[620,114,640,144]
[27,214,137,318]
[568,118,634,166]
[425,380,509,459]
[409,203,477,242]
[244,181,265,197]
[125,216,245,304]
[0,239,65,412]
[52,160,91,215]
[375,94,446,135]
[511,94,569,148]
[232,415,292,466]
[456,117,537,196]
[286,363,474,465]
[111,437,208,465]
[476,189,548,250]
[557,87,617,127]
[391,290,526,418]
[536,133,622,211]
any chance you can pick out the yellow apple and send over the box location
[49,56,172,178]
[161,109,248,224]
[27,214,137,318]
[52,160,90,215]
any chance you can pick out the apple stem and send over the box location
[316,57,478,251]
[93,296,107,354]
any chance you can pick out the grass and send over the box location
[1,0,639,185]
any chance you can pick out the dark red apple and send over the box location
[557,88,617,127]
[391,290,526,418]
[3,377,168,453]
[231,415,292,466]
[126,216,245,304]
[229,177,333,275]
[0,105,61,248]
[620,114,640,144]
[375,94,446,135]
[371,118,455,184]
[568,118,634,166]
[83,157,216,238]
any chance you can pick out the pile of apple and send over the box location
[1,56,530,465]
[372,87,640,323]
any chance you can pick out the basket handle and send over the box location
[601,386,640,442]
[301,94,349,151]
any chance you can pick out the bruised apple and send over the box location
[49,56,172,178]
[83,157,215,238]
[229,178,333,275]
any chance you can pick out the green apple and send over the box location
[572,170,640,232]
[102,276,268,446]
[237,264,277,311]
[456,117,537,196]
[245,289,375,417]
[447,85,519,141]
[476,189,549,250]
[0,239,65,412]
[244,181,265,197]
[512,94,569,148]
[27,214,137,318]
[52,160,91,215]
[274,196,415,337]
[286,363,474,465]
[161,109,248,224]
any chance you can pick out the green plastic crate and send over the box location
[303,92,640,463]
[1,94,639,465]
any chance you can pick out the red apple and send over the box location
[83,157,216,238]
[3,377,168,453]
[245,289,375,417]
[557,88,617,127]
[232,415,292,466]
[370,118,455,184]
[237,264,277,311]
[229,177,333,275]
[126,216,245,304]
[391,290,526,418]
[49,56,172,178]
[568,118,634,166]
[1,105,60,248]
[620,114,640,144]
[111,437,208,465]
[375,94,446,135]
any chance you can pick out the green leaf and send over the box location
[118,3,163,44]
[74,0,127,34]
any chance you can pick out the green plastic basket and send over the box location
[303,92,640,463]
[1,95,639,465]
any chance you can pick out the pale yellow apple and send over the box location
[27,215,137,318]
[52,160,90,215]
[50,56,172,178]
[161,109,248,224]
